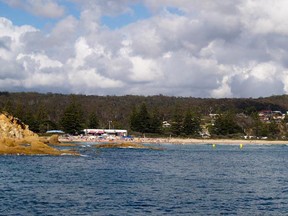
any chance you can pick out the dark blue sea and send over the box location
[1,143,288,216]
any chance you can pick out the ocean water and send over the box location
[1,143,288,215]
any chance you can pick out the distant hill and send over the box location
[0,92,287,132]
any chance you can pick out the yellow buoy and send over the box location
[239,144,243,149]
[212,144,216,148]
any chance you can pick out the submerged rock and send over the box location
[95,142,164,150]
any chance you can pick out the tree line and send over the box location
[0,92,288,139]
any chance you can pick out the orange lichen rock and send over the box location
[48,135,77,147]
[0,112,35,139]
[0,112,78,155]
[48,134,61,145]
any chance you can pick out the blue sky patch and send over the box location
[166,7,185,16]
[0,1,150,30]
[101,3,151,29]
[0,2,45,28]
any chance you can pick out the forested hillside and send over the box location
[0,92,287,135]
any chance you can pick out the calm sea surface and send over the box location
[1,143,288,215]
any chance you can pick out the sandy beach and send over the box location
[136,138,288,145]
[59,135,288,145]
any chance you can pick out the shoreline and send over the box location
[134,138,288,145]
[158,138,288,145]
[59,136,288,145]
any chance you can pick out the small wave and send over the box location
[81,145,91,148]
[60,153,78,156]
[119,146,139,149]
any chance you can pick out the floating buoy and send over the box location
[239,144,243,149]
[212,144,216,148]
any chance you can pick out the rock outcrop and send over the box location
[0,112,77,155]
[48,134,61,145]
[0,112,36,139]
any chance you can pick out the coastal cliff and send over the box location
[0,112,76,155]
[0,112,36,139]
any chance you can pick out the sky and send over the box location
[0,0,288,98]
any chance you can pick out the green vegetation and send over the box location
[0,92,288,139]
[210,112,243,136]
[60,97,85,134]
[130,103,162,134]
[88,112,99,129]
[171,106,183,136]
[182,109,201,136]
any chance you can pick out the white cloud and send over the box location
[1,0,65,18]
[1,0,288,97]
[68,68,124,94]
[211,76,233,98]
[230,62,285,97]
[50,16,79,41]
[129,56,161,82]
[22,71,66,88]
[249,62,278,81]
[68,37,93,69]
[239,0,288,35]
[0,17,37,81]
[0,18,37,59]
[283,71,288,94]
[17,53,63,70]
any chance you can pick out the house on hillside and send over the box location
[258,110,285,123]
[272,111,285,121]
[258,110,272,122]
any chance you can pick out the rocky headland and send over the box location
[0,112,78,155]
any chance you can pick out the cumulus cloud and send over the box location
[230,62,285,97]
[1,0,65,18]
[0,17,36,82]
[1,0,288,97]
[239,0,288,35]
